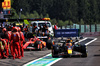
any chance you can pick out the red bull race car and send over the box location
[23,36,46,50]
[51,38,87,57]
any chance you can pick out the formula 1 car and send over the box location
[24,32,54,49]
[23,36,46,50]
[51,38,87,57]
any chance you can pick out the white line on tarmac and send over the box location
[85,38,97,45]
[23,53,51,66]
[47,58,62,66]
[23,53,63,66]
[75,38,87,44]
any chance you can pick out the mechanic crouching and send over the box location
[0,34,8,59]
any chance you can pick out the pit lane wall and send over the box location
[80,32,100,37]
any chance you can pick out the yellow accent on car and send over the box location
[68,49,72,54]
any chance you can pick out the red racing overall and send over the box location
[18,27,25,57]
[7,31,13,56]
[0,39,8,59]
[19,31,25,57]
[11,31,21,59]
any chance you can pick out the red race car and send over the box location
[23,36,46,50]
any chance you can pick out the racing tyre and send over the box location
[52,45,59,58]
[80,45,88,57]
[34,41,42,50]
[37,44,42,51]
[47,39,54,49]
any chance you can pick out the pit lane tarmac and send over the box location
[23,37,96,66]
[0,37,98,66]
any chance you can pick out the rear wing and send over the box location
[54,29,79,38]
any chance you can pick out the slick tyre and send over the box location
[52,45,59,58]
[34,41,42,50]
[47,40,54,49]
[81,45,88,57]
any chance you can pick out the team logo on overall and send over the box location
[14,34,16,39]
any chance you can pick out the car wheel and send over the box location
[47,39,54,49]
[80,45,88,57]
[52,45,59,58]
